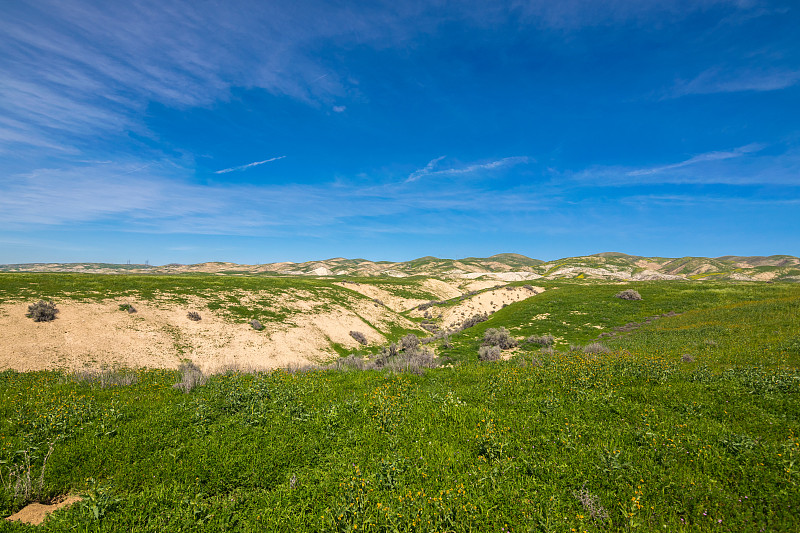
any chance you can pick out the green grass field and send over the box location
[1,276,799,531]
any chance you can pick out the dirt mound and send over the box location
[5,495,81,526]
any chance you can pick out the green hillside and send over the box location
[1,277,799,531]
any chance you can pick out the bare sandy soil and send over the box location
[0,278,544,373]
[412,285,544,329]
[0,295,409,374]
[4,495,81,526]
[334,282,423,312]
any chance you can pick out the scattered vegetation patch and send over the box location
[580,342,611,354]
[26,300,59,322]
[615,288,642,300]
[172,361,206,392]
[459,312,488,330]
[524,334,554,346]
[482,327,518,350]
[477,345,501,361]
[186,311,201,321]
[349,331,368,345]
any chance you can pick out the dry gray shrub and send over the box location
[525,334,554,346]
[615,289,642,300]
[250,319,264,331]
[173,361,206,392]
[400,334,420,351]
[327,355,368,371]
[26,300,59,322]
[582,342,611,355]
[478,345,501,361]
[118,303,137,313]
[384,347,437,375]
[681,354,696,363]
[460,312,488,330]
[417,300,444,311]
[187,311,201,321]
[349,330,368,345]
[483,327,518,349]
[420,322,439,333]
[523,284,535,291]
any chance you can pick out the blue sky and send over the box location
[1,0,799,264]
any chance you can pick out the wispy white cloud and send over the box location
[566,144,800,187]
[671,67,800,97]
[215,156,286,174]
[0,1,426,154]
[406,155,447,182]
[406,155,529,183]
[627,144,764,176]
[0,157,548,236]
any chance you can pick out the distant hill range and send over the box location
[3,252,799,282]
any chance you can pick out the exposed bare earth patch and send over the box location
[5,495,81,526]
[417,286,544,330]
[333,282,423,312]
[0,293,414,373]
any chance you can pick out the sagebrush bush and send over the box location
[187,311,201,321]
[400,334,419,351]
[478,345,501,361]
[118,303,136,313]
[460,312,488,330]
[349,331,368,345]
[681,354,696,363]
[525,334,554,346]
[172,361,206,392]
[483,327,518,349]
[418,300,444,311]
[582,342,611,355]
[26,300,59,322]
[383,347,437,375]
[250,319,263,331]
[615,289,642,300]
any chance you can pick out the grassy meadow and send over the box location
[1,275,799,531]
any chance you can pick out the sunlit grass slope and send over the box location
[1,279,799,532]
